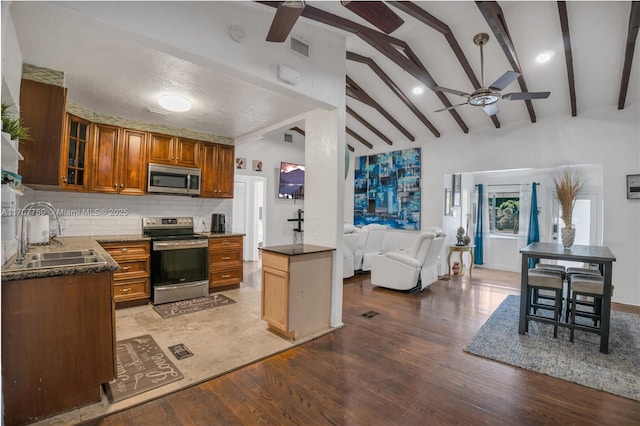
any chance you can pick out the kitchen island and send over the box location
[260,244,334,340]
[1,237,119,426]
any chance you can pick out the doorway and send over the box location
[233,175,266,261]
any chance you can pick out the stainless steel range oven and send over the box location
[143,217,209,305]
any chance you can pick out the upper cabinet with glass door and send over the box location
[60,114,91,191]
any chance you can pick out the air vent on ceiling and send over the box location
[146,107,170,116]
[284,133,293,143]
[290,37,310,57]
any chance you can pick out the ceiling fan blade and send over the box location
[488,71,520,91]
[266,1,305,42]
[341,1,404,34]
[434,102,468,113]
[432,86,470,98]
[502,91,551,100]
[483,103,499,116]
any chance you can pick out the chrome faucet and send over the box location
[16,201,63,264]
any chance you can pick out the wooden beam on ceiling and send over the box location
[388,1,501,129]
[289,126,305,136]
[346,127,373,149]
[347,51,440,138]
[346,75,415,141]
[618,1,640,110]
[476,1,538,123]
[257,2,470,134]
[557,1,577,117]
[347,144,355,152]
[346,105,393,145]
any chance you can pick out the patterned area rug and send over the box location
[104,335,183,403]
[464,295,640,402]
[153,294,236,319]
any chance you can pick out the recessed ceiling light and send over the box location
[159,95,192,112]
[536,51,554,64]
[412,86,424,95]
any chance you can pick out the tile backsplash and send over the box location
[18,189,232,237]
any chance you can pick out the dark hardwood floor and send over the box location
[85,268,640,425]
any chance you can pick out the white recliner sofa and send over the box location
[370,228,446,292]
[358,224,387,272]
[343,224,367,278]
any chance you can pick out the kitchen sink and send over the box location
[4,250,107,271]
[29,249,98,261]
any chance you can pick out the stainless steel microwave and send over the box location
[147,163,201,196]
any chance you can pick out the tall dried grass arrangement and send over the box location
[553,169,584,227]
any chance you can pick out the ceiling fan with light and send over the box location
[433,33,550,116]
[265,0,404,42]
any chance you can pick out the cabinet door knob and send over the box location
[221,274,230,278]
[120,248,130,253]
[120,288,130,294]
[114,183,118,188]
[121,266,131,271]
[221,256,230,260]
[62,176,67,183]
[120,184,124,188]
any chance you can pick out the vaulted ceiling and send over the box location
[8,1,639,154]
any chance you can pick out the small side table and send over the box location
[448,245,475,277]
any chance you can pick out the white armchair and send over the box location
[343,225,360,278]
[370,230,446,292]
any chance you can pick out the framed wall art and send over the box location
[353,147,421,230]
[452,174,461,206]
[627,174,640,199]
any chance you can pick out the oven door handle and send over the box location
[153,240,209,250]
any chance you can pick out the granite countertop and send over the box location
[198,232,245,238]
[92,234,150,243]
[1,236,119,282]
[261,244,335,256]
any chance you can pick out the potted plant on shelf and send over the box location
[553,168,584,248]
[1,102,30,143]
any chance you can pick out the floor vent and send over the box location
[290,37,310,57]
[361,310,380,318]
[168,343,193,360]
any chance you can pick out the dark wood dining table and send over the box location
[519,242,616,353]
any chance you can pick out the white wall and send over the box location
[345,104,640,306]
[235,131,305,247]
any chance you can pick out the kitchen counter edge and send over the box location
[260,244,336,256]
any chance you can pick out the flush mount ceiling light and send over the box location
[412,86,424,95]
[158,95,191,112]
[536,50,555,63]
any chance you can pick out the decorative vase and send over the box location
[561,227,575,249]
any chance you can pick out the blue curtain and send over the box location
[474,184,483,265]
[527,183,540,268]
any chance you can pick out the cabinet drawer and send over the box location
[209,250,242,267]
[102,241,149,259]
[262,251,289,272]
[208,236,242,250]
[209,266,243,287]
[113,258,149,279]
[113,278,149,301]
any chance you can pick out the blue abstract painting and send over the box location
[354,148,421,230]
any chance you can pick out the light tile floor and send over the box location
[35,261,335,425]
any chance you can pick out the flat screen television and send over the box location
[278,162,305,199]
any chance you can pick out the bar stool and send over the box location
[533,263,566,315]
[565,267,602,322]
[569,274,605,343]
[527,269,564,338]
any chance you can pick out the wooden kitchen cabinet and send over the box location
[148,133,200,168]
[261,247,333,340]
[200,142,235,198]
[18,79,68,188]
[90,125,147,195]
[100,241,150,307]
[208,235,243,290]
[1,272,115,426]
